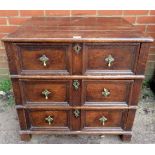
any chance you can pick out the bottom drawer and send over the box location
[28,109,71,130]
[26,109,127,131]
[82,109,127,129]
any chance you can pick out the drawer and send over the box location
[28,109,70,130]
[16,43,72,74]
[83,43,140,74]
[20,80,71,105]
[83,80,133,105]
[82,109,127,129]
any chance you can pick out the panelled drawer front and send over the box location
[82,109,127,129]
[84,43,140,75]
[20,80,71,105]
[16,43,72,74]
[83,80,133,105]
[28,109,70,130]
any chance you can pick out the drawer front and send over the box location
[20,80,70,105]
[82,109,127,129]
[83,80,133,105]
[28,109,70,130]
[84,43,140,74]
[16,43,72,74]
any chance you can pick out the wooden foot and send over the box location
[20,134,32,141]
[120,134,132,142]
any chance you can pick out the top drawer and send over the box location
[83,43,140,75]
[14,43,72,75]
[7,42,140,75]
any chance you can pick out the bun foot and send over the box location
[120,134,132,142]
[20,134,32,141]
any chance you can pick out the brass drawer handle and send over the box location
[105,55,114,67]
[73,80,80,90]
[39,54,49,67]
[42,89,51,100]
[99,116,107,126]
[73,109,80,118]
[73,44,81,54]
[102,88,110,97]
[45,116,54,125]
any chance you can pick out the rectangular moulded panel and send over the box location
[82,109,127,130]
[28,109,71,130]
[20,79,71,105]
[82,80,133,105]
[15,43,72,75]
[83,43,140,75]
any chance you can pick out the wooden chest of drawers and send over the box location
[2,17,153,141]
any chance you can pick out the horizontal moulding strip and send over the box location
[10,75,145,80]
[15,104,137,110]
[19,129,132,135]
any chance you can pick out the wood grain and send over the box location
[84,43,140,75]
[2,17,153,42]
[83,80,133,105]
[3,17,154,141]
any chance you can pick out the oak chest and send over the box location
[2,17,153,141]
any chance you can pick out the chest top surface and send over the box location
[2,17,153,43]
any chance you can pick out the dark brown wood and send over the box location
[16,104,137,110]
[2,17,154,142]
[84,43,140,75]
[2,17,153,43]
[83,109,127,128]
[20,134,32,141]
[72,43,83,75]
[120,134,132,141]
[20,130,132,135]
[5,43,72,75]
[17,109,29,130]
[4,42,20,75]
[11,79,22,105]
[19,79,71,105]
[70,109,81,130]
[124,109,137,131]
[136,43,152,75]
[82,80,133,105]
[10,75,145,79]
[71,79,82,106]
[130,79,143,106]
[28,109,70,130]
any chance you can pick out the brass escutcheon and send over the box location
[99,116,107,126]
[105,55,114,67]
[73,80,80,90]
[45,116,54,125]
[73,109,80,118]
[42,89,51,100]
[102,88,110,97]
[39,54,49,67]
[73,44,81,54]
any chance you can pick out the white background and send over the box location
[0,0,154,10]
